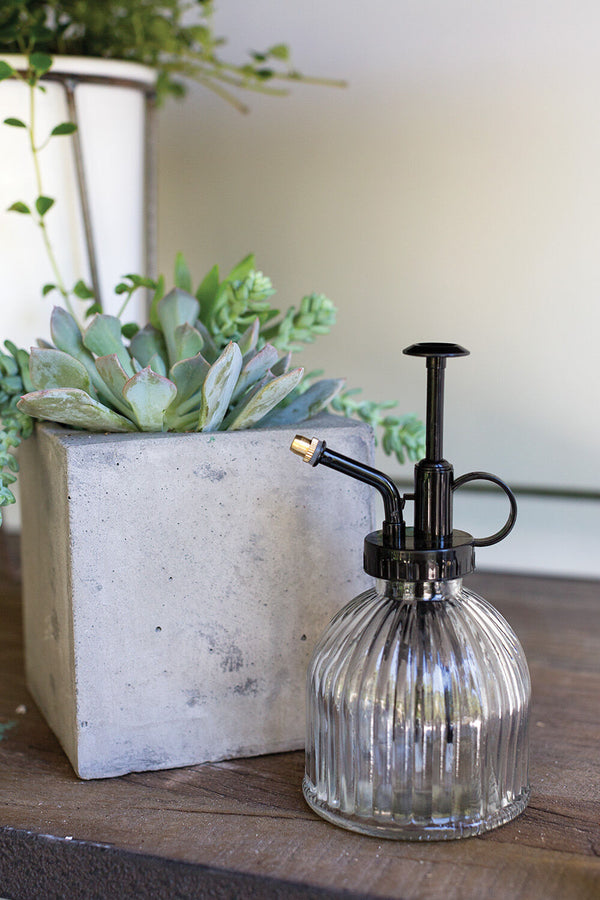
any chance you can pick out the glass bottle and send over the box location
[304,577,530,840]
[290,343,531,840]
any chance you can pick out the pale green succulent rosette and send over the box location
[1,255,426,524]
[16,292,315,436]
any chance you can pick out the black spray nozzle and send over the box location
[290,436,405,547]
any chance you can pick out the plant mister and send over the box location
[290,343,530,840]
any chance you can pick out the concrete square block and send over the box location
[19,414,375,779]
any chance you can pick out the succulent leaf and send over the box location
[157,288,200,367]
[30,348,91,393]
[129,325,168,370]
[193,321,219,363]
[49,307,112,395]
[169,352,211,405]
[231,343,280,403]
[195,263,219,313]
[260,378,345,426]
[173,323,204,362]
[227,367,304,431]
[225,254,255,282]
[147,353,167,376]
[4,341,33,393]
[198,342,243,432]
[270,352,292,376]
[95,355,132,413]
[237,318,260,358]
[50,307,86,356]
[17,389,137,432]
[174,252,193,294]
[122,367,177,432]
[83,314,135,377]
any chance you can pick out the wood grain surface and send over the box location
[0,531,599,900]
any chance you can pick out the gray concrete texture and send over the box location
[19,414,376,779]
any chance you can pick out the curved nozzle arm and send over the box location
[290,436,405,547]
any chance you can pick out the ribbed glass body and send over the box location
[304,579,530,840]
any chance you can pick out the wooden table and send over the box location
[1,532,599,900]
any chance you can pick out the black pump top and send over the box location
[404,342,469,463]
[404,342,469,357]
[290,342,517,582]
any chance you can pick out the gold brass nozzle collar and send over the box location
[290,435,320,464]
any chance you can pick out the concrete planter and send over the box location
[19,414,375,779]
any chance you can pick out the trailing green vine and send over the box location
[0,1,345,108]
[0,343,33,518]
[0,53,97,317]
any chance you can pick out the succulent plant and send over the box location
[16,291,344,436]
[0,254,426,524]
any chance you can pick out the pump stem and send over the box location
[426,357,445,461]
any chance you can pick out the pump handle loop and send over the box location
[452,472,517,547]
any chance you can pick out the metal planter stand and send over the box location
[14,64,158,311]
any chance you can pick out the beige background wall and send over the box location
[157,1,600,575]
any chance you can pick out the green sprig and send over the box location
[2,53,87,318]
[331,390,425,465]
[208,271,277,346]
[262,293,337,352]
[0,341,33,525]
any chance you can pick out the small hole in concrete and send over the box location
[155,626,162,632]
[301,634,307,641]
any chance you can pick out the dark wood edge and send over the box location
[0,826,372,900]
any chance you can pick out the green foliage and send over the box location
[0,254,426,518]
[15,266,318,438]
[262,293,337,353]
[0,342,33,525]
[119,256,424,464]
[201,267,277,346]
[182,254,335,353]
[331,390,425,466]
[7,200,30,213]
[51,122,77,136]
[1,54,90,318]
[0,1,345,106]
[113,253,339,356]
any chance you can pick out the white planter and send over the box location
[0,55,156,349]
[19,414,376,779]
